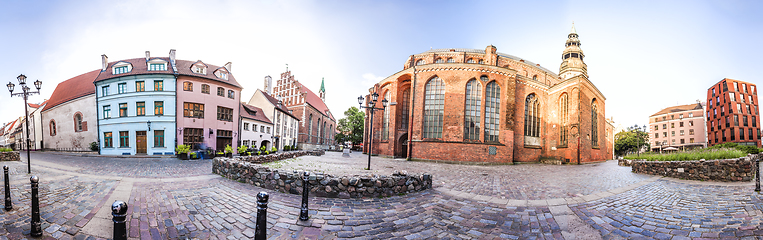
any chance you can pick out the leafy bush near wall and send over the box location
[625,148,746,161]
[0,148,12,152]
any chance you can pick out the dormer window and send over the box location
[194,66,204,74]
[191,61,207,75]
[115,66,128,74]
[112,62,132,75]
[214,69,229,80]
[149,63,166,71]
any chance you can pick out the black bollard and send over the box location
[4,165,11,211]
[255,192,269,240]
[756,158,760,192]
[112,200,128,240]
[299,171,310,221]
[30,176,42,237]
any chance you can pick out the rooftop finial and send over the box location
[286,63,288,72]
[571,21,577,34]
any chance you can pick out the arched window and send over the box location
[400,88,410,129]
[447,58,454,63]
[559,93,569,146]
[478,59,484,64]
[484,82,500,142]
[467,58,475,64]
[423,77,445,139]
[308,114,313,142]
[480,76,488,82]
[74,113,83,132]
[435,58,444,64]
[464,79,481,140]
[533,75,538,81]
[322,121,327,144]
[592,99,599,148]
[524,94,540,137]
[49,120,56,136]
[415,59,424,66]
[317,118,322,143]
[382,91,390,140]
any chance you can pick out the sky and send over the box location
[0,0,761,131]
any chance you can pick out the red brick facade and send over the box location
[706,79,760,147]
[273,71,336,150]
[364,29,610,164]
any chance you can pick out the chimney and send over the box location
[169,49,177,71]
[145,51,150,61]
[224,62,232,72]
[101,55,108,72]
[264,75,272,95]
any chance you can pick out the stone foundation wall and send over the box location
[213,157,432,199]
[630,154,761,182]
[0,152,20,162]
[237,150,324,164]
[618,159,633,166]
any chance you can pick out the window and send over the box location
[730,93,736,102]
[119,103,127,117]
[689,113,693,117]
[217,87,224,96]
[723,82,728,92]
[484,82,501,142]
[102,86,110,96]
[680,130,684,136]
[743,115,748,127]
[308,114,313,141]
[734,82,739,92]
[114,66,128,74]
[478,59,484,64]
[730,128,736,140]
[135,81,145,92]
[671,123,674,128]
[654,133,658,138]
[435,58,444,63]
[737,104,742,113]
[49,121,56,136]
[663,132,667,137]
[464,79,481,141]
[524,93,540,138]
[183,103,204,118]
[689,129,694,135]
[672,139,675,144]
[218,72,228,80]
[670,131,674,137]
[753,116,757,127]
[415,59,424,65]
[592,100,598,148]
[118,83,127,94]
[183,128,204,147]
[217,107,233,122]
[243,140,249,147]
[467,59,475,64]
[423,77,445,139]
[382,91,390,140]
[244,123,249,131]
[74,113,83,132]
[662,116,666,121]
[228,90,235,99]
[690,138,695,143]
[136,102,145,116]
[654,125,658,131]
[689,120,693,126]
[154,130,164,147]
[261,126,265,132]
[201,84,210,94]
[679,114,684,119]
[149,63,166,71]
[103,105,111,119]
[154,81,163,91]
[743,83,748,93]
[533,75,538,81]
[119,131,129,147]
[154,101,163,116]
[183,82,193,91]
[447,58,454,63]
[680,139,685,144]
[752,85,756,94]
[750,128,754,140]
[253,124,258,132]
[266,127,271,133]
[104,132,113,148]
[679,122,684,127]
[750,95,754,104]
[741,94,745,103]
[400,88,410,129]
[662,124,666,129]
[734,115,739,126]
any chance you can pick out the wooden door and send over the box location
[136,131,147,154]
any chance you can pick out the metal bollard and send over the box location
[299,171,310,221]
[756,158,760,192]
[255,192,269,240]
[4,165,11,211]
[30,176,42,237]
[112,200,128,240]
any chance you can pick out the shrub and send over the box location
[708,142,760,154]
[624,147,746,161]
[90,142,99,151]
[257,151,262,155]
[265,150,270,155]
[271,147,277,152]
[175,145,190,154]
[260,146,266,152]
[0,148,12,152]
[190,152,197,158]
[238,145,248,154]
[284,145,290,151]
[224,145,233,154]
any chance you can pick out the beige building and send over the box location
[649,102,707,151]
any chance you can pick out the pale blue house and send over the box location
[95,51,177,155]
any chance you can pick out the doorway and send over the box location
[136,131,147,154]
[398,134,408,158]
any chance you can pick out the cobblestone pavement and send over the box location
[24,152,212,178]
[272,151,654,200]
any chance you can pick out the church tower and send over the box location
[559,23,588,80]
[264,75,272,94]
[319,78,326,102]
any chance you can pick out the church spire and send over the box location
[559,23,587,80]
[319,77,326,102]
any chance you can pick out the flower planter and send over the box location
[177,153,188,160]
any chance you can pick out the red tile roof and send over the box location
[42,70,99,112]
[175,60,242,89]
[93,58,242,89]
[240,103,272,124]
[27,100,47,109]
[649,103,704,117]
[261,91,299,120]
[296,82,335,122]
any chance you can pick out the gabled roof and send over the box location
[650,103,704,117]
[176,60,242,89]
[94,57,174,83]
[295,82,335,122]
[28,100,48,109]
[42,70,100,112]
[240,103,272,124]
[260,90,299,120]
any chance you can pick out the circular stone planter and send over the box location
[629,154,761,182]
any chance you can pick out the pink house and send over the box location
[649,102,707,151]
[175,58,242,153]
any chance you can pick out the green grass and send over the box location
[624,148,747,161]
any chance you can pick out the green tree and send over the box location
[335,107,365,147]
[615,125,650,157]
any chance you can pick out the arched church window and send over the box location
[592,99,599,148]
[559,93,569,146]
[382,91,390,140]
[464,79,481,140]
[400,88,410,129]
[524,94,540,137]
[484,82,500,142]
[416,59,424,66]
[423,77,445,139]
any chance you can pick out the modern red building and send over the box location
[706,78,760,147]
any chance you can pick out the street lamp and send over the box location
[358,92,387,170]
[7,74,42,174]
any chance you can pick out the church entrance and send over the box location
[397,134,408,158]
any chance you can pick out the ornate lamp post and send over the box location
[358,92,387,170]
[7,74,42,174]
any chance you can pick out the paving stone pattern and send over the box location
[27,152,212,178]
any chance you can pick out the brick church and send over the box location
[364,24,611,164]
[271,70,336,150]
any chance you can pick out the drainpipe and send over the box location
[407,57,416,160]
[577,78,581,164]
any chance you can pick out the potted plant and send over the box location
[189,152,198,159]
[260,145,266,153]
[271,147,278,153]
[238,145,248,156]
[175,145,190,160]
[216,151,224,157]
[257,151,262,156]
[225,145,233,157]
